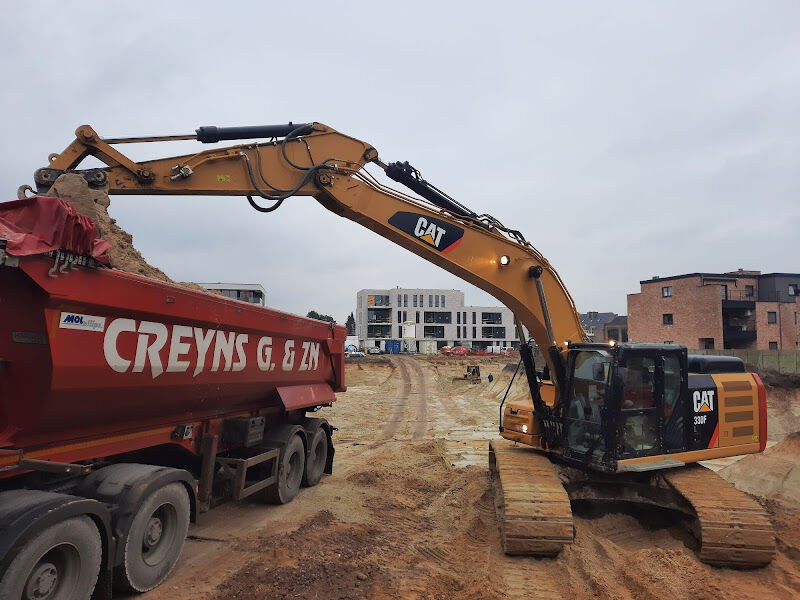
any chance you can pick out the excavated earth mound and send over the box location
[42,173,210,292]
[720,432,800,508]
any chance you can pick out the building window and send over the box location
[441,295,445,308]
[457,312,461,324]
[463,312,467,325]
[367,324,391,338]
[368,295,390,307]
[767,311,777,324]
[745,285,754,297]
[413,295,417,307]
[428,295,433,307]
[367,309,391,323]
[397,311,402,323]
[403,294,408,307]
[482,312,502,324]
[397,294,401,306]
[424,311,451,324]
[435,295,439,308]
[789,284,799,296]
[769,341,778,350]
[472,326,477,338]
[607,328,619,341]
[663,314,673,325]
[662,286,672,298]
[456,326,461,338]
[416,312,420,323]
[482,327,506,339]
[699,338,715,350]
[719,284,727,300]
[423,326,444,339]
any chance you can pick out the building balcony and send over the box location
[723,326,757,342]
[722,299,755,310]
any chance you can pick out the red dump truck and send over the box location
[0,197,345,598]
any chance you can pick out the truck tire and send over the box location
[114,482,190,593]
[302,426,328,487]
[264,434,305,504]
[0,515,101,600]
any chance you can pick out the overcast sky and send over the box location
[2,2,797,322]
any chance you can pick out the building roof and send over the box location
[639,271,799,285]
[580,312,616,328]
[606,315,628,325]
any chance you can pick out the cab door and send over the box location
[615,350,687,458]
[616,353,661,458]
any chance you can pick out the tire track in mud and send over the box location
[406,358,429,440]
[371,356,411,445]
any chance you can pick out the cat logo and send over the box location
[387,211,464,254]
[692,389,715,413]
[413,217,445,247]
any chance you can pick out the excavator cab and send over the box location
[561,343,688,471]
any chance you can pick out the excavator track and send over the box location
[663,464,775,568]
[489,439,574,556]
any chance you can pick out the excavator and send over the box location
[27,122,775,568]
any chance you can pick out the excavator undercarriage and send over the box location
[489,439,776,568]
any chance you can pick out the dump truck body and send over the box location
[0,253,345,461]
[0,197,345,598]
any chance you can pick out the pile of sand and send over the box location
[720,432,800,508]
[43,173,210,292]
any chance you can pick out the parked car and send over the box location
[347,351,366,357]
[450,346,470,356]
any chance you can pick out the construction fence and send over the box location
[691,349,800,375]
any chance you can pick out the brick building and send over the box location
[601,315,628,343]
[627,271,800,350]
[579,312,615,341]
[580,312,627,343]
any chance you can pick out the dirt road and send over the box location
[140,356,800,600]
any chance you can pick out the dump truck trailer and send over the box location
[0,197,345,598]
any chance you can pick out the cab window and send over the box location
[565,350,610,456]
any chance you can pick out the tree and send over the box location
[306,310,335,323]
[345,312,356,335]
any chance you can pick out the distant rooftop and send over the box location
[640,271,799,285]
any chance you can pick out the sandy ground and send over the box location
[136,356,800,600]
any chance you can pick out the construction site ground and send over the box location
[133,355,800,600]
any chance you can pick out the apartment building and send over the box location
[197,283,267,306]
[355,287,517,352]
[627,271,800,350]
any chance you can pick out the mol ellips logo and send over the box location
[59,312,106,332]
[388,212,464,254]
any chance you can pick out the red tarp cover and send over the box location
[0,196,110,264]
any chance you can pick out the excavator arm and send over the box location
[32,122,585,413]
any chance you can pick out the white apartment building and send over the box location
[355,287,518,352]
[197,283,267,306]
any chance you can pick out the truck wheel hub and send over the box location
[145,516,164,547]
[25,562,58,600]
